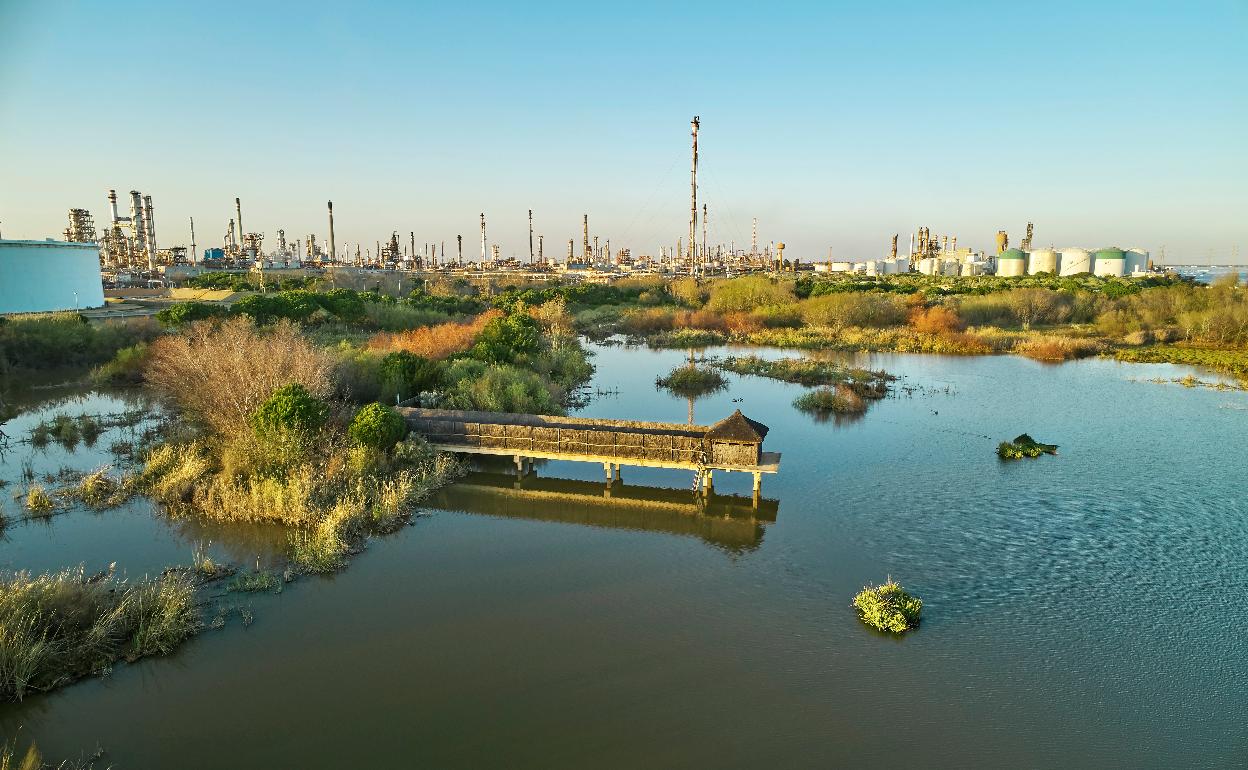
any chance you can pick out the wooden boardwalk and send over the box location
[400,407,781,496]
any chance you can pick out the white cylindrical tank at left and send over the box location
[1028,248,1059,275]
[0,240,105,313]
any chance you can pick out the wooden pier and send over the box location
[400,407,781,497]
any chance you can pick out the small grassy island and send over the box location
[997,434,1059,459]
[654,363,727,396]
[852,579,923,634]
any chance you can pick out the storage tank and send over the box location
[1059,247,1091,275]
[997,247,1027,277]
[1028,247,1059,275]
[1094,247,1126,277]
[1125,248,1149,275]
[0,240,105,313]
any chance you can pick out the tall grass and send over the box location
[0,313,159,372]
[0,566,198,701]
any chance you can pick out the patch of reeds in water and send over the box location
[0,566,198,702]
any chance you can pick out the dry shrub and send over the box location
[1015,335,1105,361]
[909,306,965,335]
[145,317,334,438]
[368,309,502,360]
[620,308,675,335]
[940,332,995,354]
[672,309,727,332]
[800,293,907,328]
[723,312,763,335]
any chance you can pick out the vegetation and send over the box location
[852,579,922,634]
[997,434,1059,459]
[0,566,198,701]
[655,364,727,396]
[226,570,281,594]
[0,313,159,372]
[348,403,407,451]
[714,355,893,388]
[793,385,869,415]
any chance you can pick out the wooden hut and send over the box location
[705,410,769,466]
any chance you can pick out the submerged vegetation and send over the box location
[852,579,923,634]
[997,434,1059,459]
[0,566,198,701]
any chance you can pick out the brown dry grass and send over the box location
[367,309,501,360]
[1014,335,1105,361]
[145,317,335,437]
[909,306,965,335]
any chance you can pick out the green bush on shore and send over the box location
[348,403,408,451]
[852,579,922,634]
[997,434,1058,459]
[655,364,726,396]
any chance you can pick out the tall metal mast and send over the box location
[528,209,534,264]
[689,116,699,274]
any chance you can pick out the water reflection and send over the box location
[430,471,779,554]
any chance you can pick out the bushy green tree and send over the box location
[249,383,329,437]
[470,313,541,364]
[156,302,227,327]
[379,351,443,403]
[348,403,408,451]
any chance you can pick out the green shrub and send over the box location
[90,342,151,385]
[379,351,443,403]
[997,434,1058,459]
[706,276,795,312]
[793,385,867,414]
[852,579,922,633]
[348,403,408,451]
[249,383,329,437]
[470,313,541,364]
[0,313,159,371]
[156,302,227,327]
[440,362,560,414]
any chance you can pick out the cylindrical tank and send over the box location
[1124,248,1149,275]
[1094,247,1126,277]
[1059,247,1091,275]
[1028,247,1059,275]
[997,247,1027,277]
[995,230,1008,255]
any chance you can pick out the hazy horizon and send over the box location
[1,1,1245,263]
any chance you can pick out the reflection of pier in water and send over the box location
[430,471,780,553]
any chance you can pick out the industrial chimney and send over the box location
[327,201,336,263]
[235,198,244,246]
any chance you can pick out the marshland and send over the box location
[1,272,1247,766]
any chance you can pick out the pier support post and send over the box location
[703,470,713,495]
[752,472,762,509]
[604,462,612,483]
[613,464,621,483]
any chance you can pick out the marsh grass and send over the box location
[852,579,922,634]
[226,571,281,594]
[997,434,1058,459]
[22,486,55,517]
[1014,335,1105,361]
[793,385,868,415]
[0,566,198,701]
[715,355,894,388]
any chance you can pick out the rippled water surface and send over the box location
[2,346,1246,768]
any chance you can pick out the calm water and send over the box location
[2,346,1247,768]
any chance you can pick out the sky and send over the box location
[1,0,1245,263]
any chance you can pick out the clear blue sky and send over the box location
[1,0,1245,262]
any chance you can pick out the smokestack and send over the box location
[702,203,707,263]
[457,234,463,265]
[582,214,589,262]
[538,234,544,264]
[327,201,336,262]
[568,239,574,261]
[890,234,898,260]
[143,195,156,270]
[528,209,534,264]
[689,116,699,270]
[190,217,197,265]
[235,197,244,244]
[751,217,758,258]
[108,189,120,223]
[480,213,486,262]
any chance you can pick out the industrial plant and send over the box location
[0,118,1162,316]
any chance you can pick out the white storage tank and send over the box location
[1094,247,1127,277]
[997,248,1027,277]
[0,240,105,313]
[1028,247,1059,275]
[1059,247,1092,275]
[1125,248,1150,274]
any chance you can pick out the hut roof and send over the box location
[705,410,769,443]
